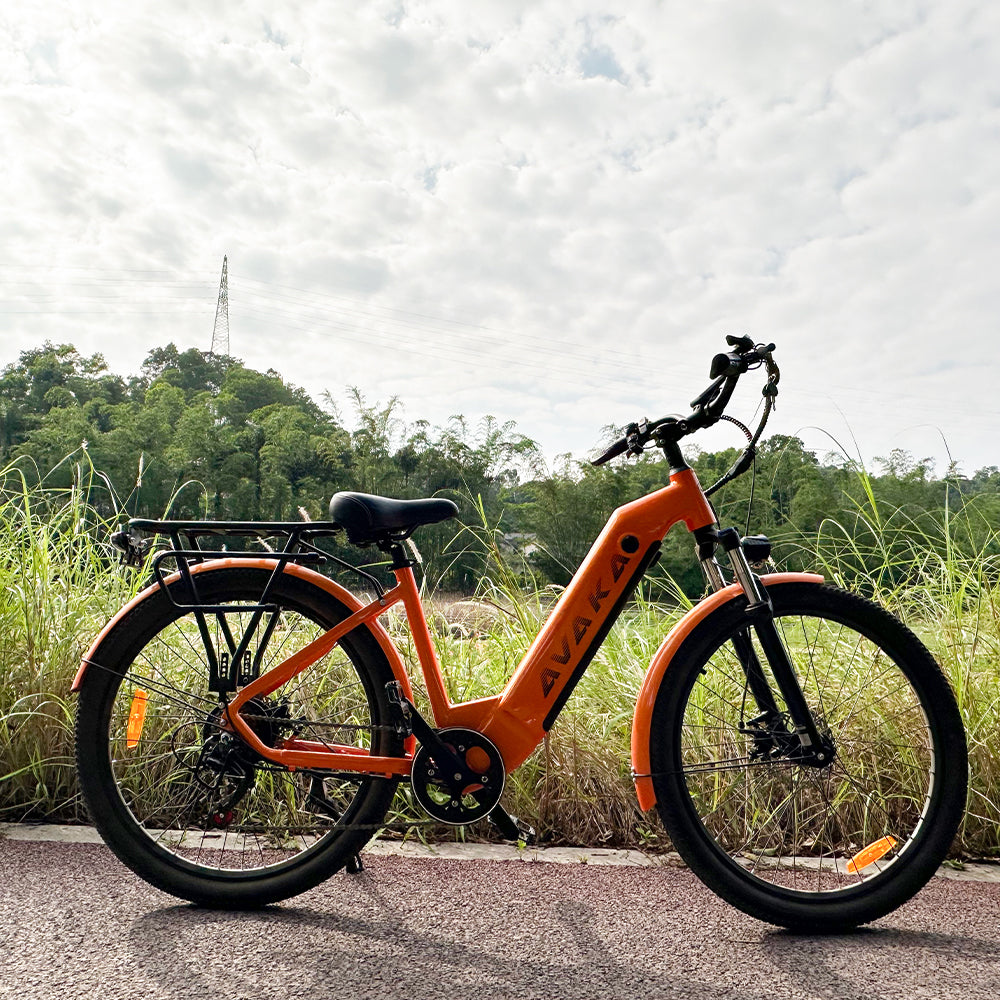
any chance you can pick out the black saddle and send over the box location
[330,491,459,545]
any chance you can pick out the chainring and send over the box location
[410,727,505,824]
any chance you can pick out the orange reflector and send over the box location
[847,835,898,874]
[126,689,148,749]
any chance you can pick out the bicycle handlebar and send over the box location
[591,336,778,467]
[710,333,758,379]
[591,434,633,466]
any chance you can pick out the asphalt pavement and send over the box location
[2,831,999,1000]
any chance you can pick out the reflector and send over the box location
[126,690,148,749]
[847,836,898,874]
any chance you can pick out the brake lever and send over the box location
[591,419,647,466]
[758,346,780,403]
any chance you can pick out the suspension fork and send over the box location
[696,527,830,761]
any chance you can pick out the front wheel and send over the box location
[75,566,403,907]
[650,582,968,931]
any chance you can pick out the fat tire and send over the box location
[75,566,402,907]
[649,582,968,931]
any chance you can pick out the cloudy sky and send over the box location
[2,1,998,475]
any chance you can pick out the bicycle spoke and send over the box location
[668,592,948,905]
[88,572,401,886]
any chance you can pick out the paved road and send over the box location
[2,838,1000,1000]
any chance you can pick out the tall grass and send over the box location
[0,455,139,820]
[1,463,999,859]
[778,476,1000,857]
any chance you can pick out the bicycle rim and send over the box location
[84,569,398,885]
[653,584,965,919]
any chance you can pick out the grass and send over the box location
[773,479,1000,858]
[1,460,999,860]
[0,456,139,820]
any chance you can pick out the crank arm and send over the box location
[488,805,536,845]
[390,690,479,792]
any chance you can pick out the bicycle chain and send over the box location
[97,663,452,833]
[228,715,503,835]
[236,713,397,736]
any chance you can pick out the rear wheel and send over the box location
[650,583,967,931]
[75,566,403,907]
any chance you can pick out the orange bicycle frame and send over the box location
[217,467,718,778]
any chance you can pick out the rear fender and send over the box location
[630,572,824,811]
[71,559,411,697]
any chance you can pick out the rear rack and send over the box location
[113,518,384,693]
[128,518,344,540]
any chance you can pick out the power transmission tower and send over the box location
[210,255,230,356]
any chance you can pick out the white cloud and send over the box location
[1,0,997,472]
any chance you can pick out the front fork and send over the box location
[696,526,833,765]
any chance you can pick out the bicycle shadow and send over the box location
[125,879,1000,1000]
[127,889,769,1000]
[759,924,1000,999]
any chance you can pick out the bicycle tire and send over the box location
[75,565,403,907]
[649,581,967,931]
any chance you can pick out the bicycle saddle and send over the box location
[330,491,459,545]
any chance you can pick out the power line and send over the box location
[0,262,706,381]
[2,263,997,425]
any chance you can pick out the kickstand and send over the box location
[345,854,364,874]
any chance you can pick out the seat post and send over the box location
[382,540,416,571]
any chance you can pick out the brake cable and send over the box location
[720,414,753,443]
[718,414,757,535]
[702,353,779,498]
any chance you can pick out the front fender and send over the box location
[630,572,824,811]
[71,559,411,699]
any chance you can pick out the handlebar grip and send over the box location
[710,352,746,379]
[591,436,630,466]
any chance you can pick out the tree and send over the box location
[140,345,234,396]
[5,338,999,597]
[0,343,126,460]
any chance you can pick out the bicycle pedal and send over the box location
[488,805,536,846]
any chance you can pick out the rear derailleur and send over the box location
[171,697,294,828]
